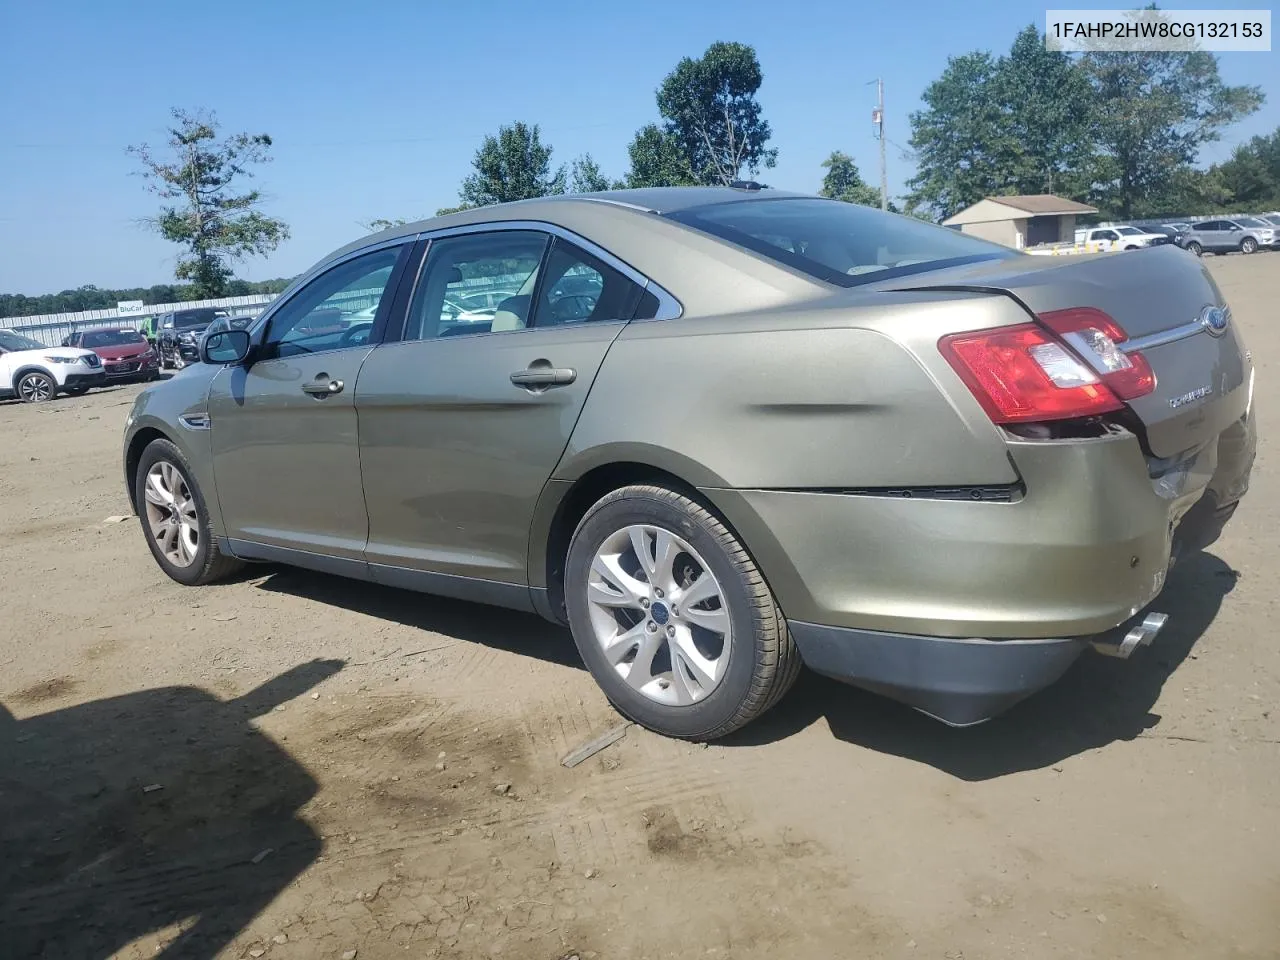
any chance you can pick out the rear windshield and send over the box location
[82,329,145,347]
[666,197,1014,287]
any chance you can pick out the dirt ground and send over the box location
[1,254,1277,960]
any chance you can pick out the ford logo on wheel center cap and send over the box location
[1200,305,1230,337]
[650,602,670,625]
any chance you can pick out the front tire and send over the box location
[135,438,244,586]
[1241,237,1258,254]
[1187,241,1203,256]
[16,371,56,403]
[564,484,801,740]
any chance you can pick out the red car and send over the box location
[62,328,160,383]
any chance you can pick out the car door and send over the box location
[205,241,414,569]
[355,226,658,606]
[1195,221,1222,251]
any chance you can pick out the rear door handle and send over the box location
[302,375,344,397]
[510,364,576,389]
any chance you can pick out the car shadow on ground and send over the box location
[251,567,585,670]
[723,550,1240,779]
[0,659,343,959]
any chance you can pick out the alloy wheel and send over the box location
[585,524,732,706]
[143,461,199,567]
[17,373,54,403]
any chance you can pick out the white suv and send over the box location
[0,329,106,403]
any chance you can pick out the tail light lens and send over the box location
[939,324,1123,424]
[940,307,1156,425]
[1037,307,1155,401]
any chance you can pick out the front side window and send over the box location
[1095,230,1119,242]
[264,247,403,358]
[667,197,1013,287]
[404,231,548,341]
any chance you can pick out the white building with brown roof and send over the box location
[942,195,1099,249]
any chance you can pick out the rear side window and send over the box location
[532,238,647,328]
[666,197,1014,287]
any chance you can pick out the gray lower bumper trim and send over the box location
[788,621,1088,726]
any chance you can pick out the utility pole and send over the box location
[872,78,887,211]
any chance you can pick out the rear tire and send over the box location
[1241,237,1258,254]
[564,484,801,740]
[1187,241,1203,256]
[135,438,244,586]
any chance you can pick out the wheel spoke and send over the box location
[676,571,719,609]
[682,604,729,636]
[671,626,719,689]
[601,621,648,666]
[589,553,646,609]
[145,474,172,506]
[624,631,663,691]
[628,527,654,581]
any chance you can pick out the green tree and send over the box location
[568,154,621,193]
[906,52,1010,218]
[908,28,1099,219]
[819,151,883,207]
[1082,47,1264,217]
[655,41,777,185]
[624,124,697,187]
[1212,126,1280,210]
[455,121,566,208]
[993,25,1100,199]
[128,108,289,298]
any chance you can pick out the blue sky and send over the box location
[1,0,1275,295]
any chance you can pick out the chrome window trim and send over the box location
[411,219,683,321]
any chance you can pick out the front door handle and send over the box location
[510,362,576,390]
[302,375,344,398]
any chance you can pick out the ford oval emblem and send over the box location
[1200,305,1230,337]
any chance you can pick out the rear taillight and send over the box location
[940,307,1157,425]
[939,324,1123,424]
[1037,307,1155,401]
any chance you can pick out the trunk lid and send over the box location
[882,246,1251,457]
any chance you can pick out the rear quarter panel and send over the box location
[558,292,1027,490]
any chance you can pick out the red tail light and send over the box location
[939,324,1123,424]
[1037,307,1155,401]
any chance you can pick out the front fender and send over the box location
[122,367,223,533]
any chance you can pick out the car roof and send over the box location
[328,187,810,260]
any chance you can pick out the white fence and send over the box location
[4,295,277,347]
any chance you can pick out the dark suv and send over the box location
[157,309,234,370]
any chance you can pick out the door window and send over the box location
[531,238,650,327]
[404,231,549,341]
[264,246,404,358]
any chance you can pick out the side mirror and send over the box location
[202,328,251,365]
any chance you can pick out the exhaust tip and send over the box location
[1091,612,1168,659]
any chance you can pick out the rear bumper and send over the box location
[708,416,1253,642]
[789,621,1089,725]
